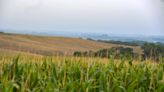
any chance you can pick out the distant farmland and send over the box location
[0,33,142,56]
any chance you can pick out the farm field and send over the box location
[0,54,164,92]
[0,33,142,56]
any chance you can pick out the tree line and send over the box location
[74,42,164,62]
[142,42,164,61]
[74,47,139,60]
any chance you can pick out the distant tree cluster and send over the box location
[87,38,146,46]
[85,38,164,61]
[97,40,145,46]
[142,43,164,61]
[74,42,164,61]
[0,31,4,34]
[74,47,139,60]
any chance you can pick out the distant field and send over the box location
[0,33,142,56]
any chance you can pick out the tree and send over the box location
[142,43,164,61]
[73,51,82,57]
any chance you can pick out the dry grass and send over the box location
[0,33,142,56]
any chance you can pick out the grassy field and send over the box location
[0,54,164,92]
[0,33,142,56]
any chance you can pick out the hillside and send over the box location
[0,33,142,56]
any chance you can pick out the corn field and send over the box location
[0,55,164,92]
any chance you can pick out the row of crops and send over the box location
[0,55,164,92]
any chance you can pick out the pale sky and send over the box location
[0,0,164,36]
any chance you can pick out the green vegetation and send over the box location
[74,47,139,60]
[0,55,164,92]
[142,43,164,61]
[74,42,164,62]
[97,40,142,46]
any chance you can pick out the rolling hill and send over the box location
[0,32,142,56]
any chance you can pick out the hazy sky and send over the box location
[0,0,164,35]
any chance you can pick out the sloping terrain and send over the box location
[0,33,142,56]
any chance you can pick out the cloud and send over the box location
[0,0,164,35]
